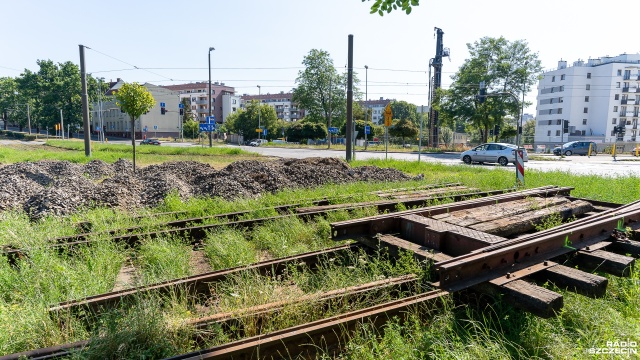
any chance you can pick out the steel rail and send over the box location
[435,203,640,291]
[165,289,448,360]
[5,275,419,360]
[50,244,361,315]
[331,186,574,240]
[3,187,497,264]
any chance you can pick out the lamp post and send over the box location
[208,46,215,148]
[364,65,368,150]
[257,85,261,140]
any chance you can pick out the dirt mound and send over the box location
[0,157,416,220]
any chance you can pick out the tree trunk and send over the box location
[131,117,136,172]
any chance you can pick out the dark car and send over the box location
[140,139,161,145]
[552,141,597,156]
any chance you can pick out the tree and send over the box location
[389,118,418,145]
[364,0,419,15]
[113,82,155,172]
[439,127,454,147]
[293,49,360,132]
[523,119,536,144]
[0,77,19,130]
[183,119,199,139]
[390,100,418,126]
[285,121,327,143]
[224,100,277,140]
[434,37,541,143]
[181,97,195,123]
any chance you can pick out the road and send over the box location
[3,139,639,177]
[232,145,640,177]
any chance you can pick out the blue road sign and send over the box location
[206,116,216,124]
[160,102,166,107]
[328,127,339,134]
[199,123,216,132]
[143,126,148,132]
[263,128,267,136]
[365,126,371,135]
[153,125,158,130]
[178,103,184,109]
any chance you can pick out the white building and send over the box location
[162,82,236,123]
[94,80,181,139]
[360,97,393,125]
[535,54,640,148]
[240,92,305,122]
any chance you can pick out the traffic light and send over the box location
[619,125,626,136]
[161,106,166,115]
[179,108,184,116]
[477,81,486,104]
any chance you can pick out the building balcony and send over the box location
[195,99,208,105]
[196,108,209,113]
[620,112,629,117]
[622,87,630,93]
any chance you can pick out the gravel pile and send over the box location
[0,158,417,220]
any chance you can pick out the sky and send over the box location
[1,0,636,115]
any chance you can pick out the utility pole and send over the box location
[208,47,215,148]
[364,65,368,150]
[257,85,261,140]
[59,109,64,140]
[79,44,91,156]
[346,34,354,161]
[328,75,332,149]
[429,27,446,148]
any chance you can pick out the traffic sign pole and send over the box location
[515,150,525,187]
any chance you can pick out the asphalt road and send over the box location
[4,139,639,177]
[233,145,640,177]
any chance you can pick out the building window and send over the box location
[584,107,588,113]
[585,96,589,102]
[586,84,590,90]
[617,82,621,88]
[551,76,556,82]
[615,94,620,100]
[548,120,552,125]
[559,97,563,103]
[560,86,564,91]
[556,119,562,125]
[587,73,591,79]
[547,130,551,136]
[618,69,622,76]
[232,99,237,104]
[583,119,587,125]
[560,74,565,80]
[556,130,561,136]
[613,106,618,112]
[612,118,617,124]
[558,108,563,114]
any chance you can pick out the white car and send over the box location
[249,139,268,146]
[460,143,528,166]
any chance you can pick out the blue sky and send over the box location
[1,0,634,114]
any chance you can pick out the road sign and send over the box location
[365,126,371,135]
[160,102,166,107]
[384,104,393,127]
[143,126,148,132]
[153,125,158,130]
[206,116,216,124]
[178,103,184,109]
[199,123,216,132]
[516,149,525,186]
[256,128,262,133]
[263,128,267,136]
[328,127,339,134]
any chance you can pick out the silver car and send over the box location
[460,143,529,166]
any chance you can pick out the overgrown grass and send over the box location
[0,150,639,357]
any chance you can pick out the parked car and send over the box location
[249,139,268,146]
[140,138,161,145]
[552,141,598,156]
[460,143,528,166]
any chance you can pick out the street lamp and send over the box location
[364,65,368,149]
[208,46,215,148]
[257,85,261,140]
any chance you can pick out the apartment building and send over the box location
[240,92,305,122]
[535,53,640,148]
[360,97,392,125]
[162,82,236,123]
